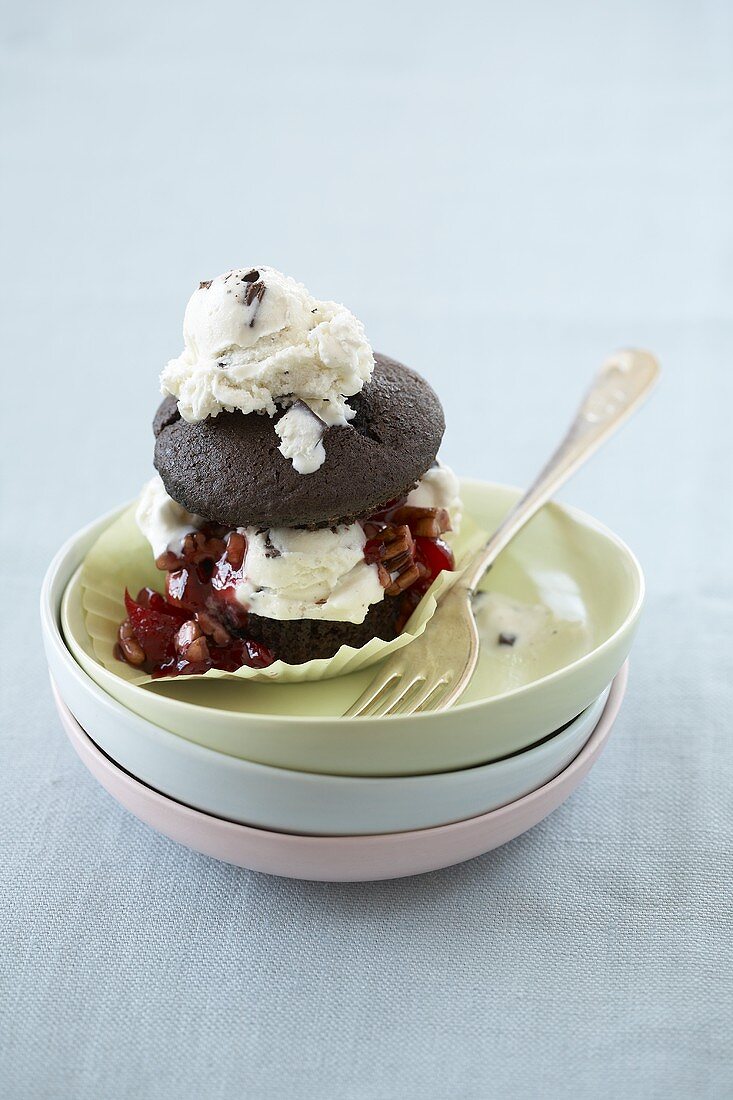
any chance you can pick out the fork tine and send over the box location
[412,678,453,714]
[355,676,420,719]
[343,672,402,718]
[394,673,444,717]
[346,667,461,718]
[365,673,454,719]
[354,681,409,718]
[380,676,427,717]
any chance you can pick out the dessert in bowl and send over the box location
[42,265,646,870]
[109,267,464,679]
[68,266,642,728]
[46,596,615,833]
[49,479,642,775]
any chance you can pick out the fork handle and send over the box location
[461,348,660,594]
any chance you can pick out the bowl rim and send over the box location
[47,636,613,785]
[56,662,625,846]
[41,480,644,726]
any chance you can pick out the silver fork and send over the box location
[344,349,660,719]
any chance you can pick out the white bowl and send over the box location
[48,618,613,834]
[54,675,625,880]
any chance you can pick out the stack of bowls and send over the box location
[41,481,643,881]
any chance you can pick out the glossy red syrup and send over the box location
[116,534,274,677]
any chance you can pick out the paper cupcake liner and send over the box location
[80,501,487,685]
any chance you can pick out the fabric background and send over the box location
[1,2,731,1097]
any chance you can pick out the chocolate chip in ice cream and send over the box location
[244,280,266,306]
[244,278,266,326]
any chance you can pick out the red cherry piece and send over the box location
[165,567,209,611]
[414,536,455,588]
[364,537,386,565]
[123,590,183,665]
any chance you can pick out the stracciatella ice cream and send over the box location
[160,267,374,469]
[135,470,461,626]
[274,401,328,475]
[135,475,203,559]
[236,525,383,624]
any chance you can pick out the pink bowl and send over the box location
[53,663,627,881]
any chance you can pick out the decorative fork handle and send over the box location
[461,349,661,594]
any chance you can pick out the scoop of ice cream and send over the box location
[135,476,204,559]
[161,267,374,426]
[235,524,384,624]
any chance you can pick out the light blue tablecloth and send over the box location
[2,2,731,1097]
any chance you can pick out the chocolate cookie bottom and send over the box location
[245,597,403,665]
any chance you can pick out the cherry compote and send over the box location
[117,499,455,676]
[116,529,274,677]
[360,498,456,628]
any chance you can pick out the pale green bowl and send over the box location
[45,480,644,777]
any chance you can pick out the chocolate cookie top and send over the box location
[153,353,445,529]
